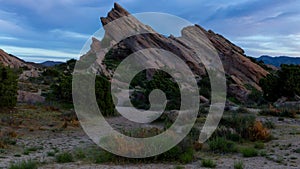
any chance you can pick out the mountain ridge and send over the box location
[257,55,300,67]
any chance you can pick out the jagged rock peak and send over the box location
[100,3,130,26]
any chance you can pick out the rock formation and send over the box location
[0,49,34,69]
[83,3,269,102]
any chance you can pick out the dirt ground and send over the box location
[1,105,300,169]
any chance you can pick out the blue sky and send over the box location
[0,0,299,62]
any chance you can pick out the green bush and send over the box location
[93,150,114,164]
[254,142,265,149]
[9,160,37,169]
[234,160,244,169]
[208,137,237,153]
[220,113,256,140]
[240,147,258,157]
[260,64,300,101]
[201,159,216,168]
[55,152,74,163]
[74,148,86,159]
[178,148,194,164]
[263,120,275,129]
[294,148,300,153]
[47,151,55,157]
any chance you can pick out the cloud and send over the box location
[233,33,300,57]
[0,36,19,41]
[0,0,300,62]
[49,29,91,39]
[0,45,79,62]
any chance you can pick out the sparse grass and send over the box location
[208,137,237,153]
[259,108,297,118]
[55,152,74,163]
[260,150,267,157]
[0,129,17,148]
[23,146,43,155]
[89,149,114,164]
[263,120,275,129]
[178,148,194,164]
[201,159,216,168]
[47,151,55,157]
[174,166,184,169]
[74,148,86,159]
[254,142,265,149]
[8,160,38,169]
[234,160,244,169]
[240,147,258,157]
[294,148,300,153]
[23,149,30,155]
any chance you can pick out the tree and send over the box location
[0,65,18,108]
[260,64,300,102]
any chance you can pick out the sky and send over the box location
[0,0,300,62]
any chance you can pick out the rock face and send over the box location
[197,27,269,90]
[0,49,33,69]
[17,90,45,104]
[84,3,269,102]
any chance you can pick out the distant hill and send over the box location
[0,49,34,69]
[257,55,300,67]
[40,61,64,67]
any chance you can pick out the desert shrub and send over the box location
[174,166,184,169]
[47,151,55,157]
[9,160,37,169]
[0,65,18,108]
[294,148,300,153]
[220,113,256,140]
[263,120,275,129]
[48,73,117,116]
[201,159,216,168]
[254,142,265,149]
[248,121,270,141]
[159,144,194,163]
[23,146,42,155]
[91,150,114,164]
[240,147,258,157]
[178,148,194,164]
[55,152,74,163]
[245,84,265,106]
[260,108,297,118]
[234,160,244,169]
[260,150,267,157]
[74,148,86,159]
[280,109,297,118]
[208,137,237,153]
[227,133,242,142]
[236,107,250,114]
[0,129,17,148]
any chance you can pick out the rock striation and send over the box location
[83,3,269,102]
[0,49,33,69]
